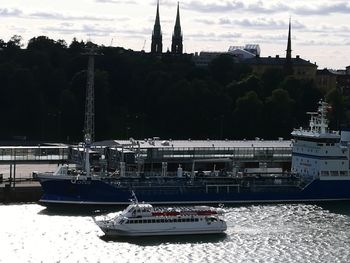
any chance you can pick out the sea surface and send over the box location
[1,202,350,263]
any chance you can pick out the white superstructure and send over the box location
[291,101,350,180]
[94,197,227,237]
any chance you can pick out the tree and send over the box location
[233,91,264,138]
[326,88,349,130]
[7,35,23,49]
[264,89,295,138]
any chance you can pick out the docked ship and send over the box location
[37,101,350,205]
[94,193,227,237]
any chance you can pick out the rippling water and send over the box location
[1,203,350,263]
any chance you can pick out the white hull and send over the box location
[99,224,226,237]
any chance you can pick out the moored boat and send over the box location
[37,101,350,205]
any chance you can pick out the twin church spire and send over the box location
[151,1,183,54]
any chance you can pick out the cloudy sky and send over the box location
[1,0,350,69]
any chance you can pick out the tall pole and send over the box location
[84,49,96,143]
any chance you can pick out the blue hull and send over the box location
[38,178,350,205]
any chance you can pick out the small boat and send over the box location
[94,193,227,237]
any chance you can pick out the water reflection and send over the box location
[100,233,227,246]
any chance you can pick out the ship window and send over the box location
[147,219,152,223]
[161,219,165,223]
[156,219,160,223]
[325,162,327,164]
[152,219,155,223]
[186,218,190,222]
[195,218,199,222]
[326,151,328,154]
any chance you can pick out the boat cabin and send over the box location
[122,203,154,218]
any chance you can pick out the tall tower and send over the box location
[84,48,97,143]
[284,18,293,75]
[151,0,162,54]
[171,2,183,54]
[286,18,292,60]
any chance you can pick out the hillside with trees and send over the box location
[0,35,347,142]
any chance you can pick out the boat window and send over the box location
[173,219,177,222]
[147,219,152,223]
[152,219,156,223]
[156,219,160,223]
[195,218,199,222]
[160,219,165,223]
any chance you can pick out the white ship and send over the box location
[94,194,227,237]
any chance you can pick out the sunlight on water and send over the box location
[1,203,350,263]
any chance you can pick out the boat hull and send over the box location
[38,176,350,205]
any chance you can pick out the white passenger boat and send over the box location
[94,194,227,237]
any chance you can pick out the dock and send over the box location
[0,180,42,203]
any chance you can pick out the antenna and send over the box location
[110,37,114,47]
[82,45,102,143]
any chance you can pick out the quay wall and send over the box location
[0,183,42,203]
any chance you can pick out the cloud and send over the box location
[294,2,350,15]
[194,18,216,25]
[183,0,244,13]
[299,39,350,46]
[95,0,137,4]
[186,31,241,41]
[30,11,115,21]
[219,18,305,30]
[246,1,289,14]
[175,0,350,16]
[0,8,23,17]
[42,24,116,36]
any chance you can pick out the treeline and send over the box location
[0,35,347,142]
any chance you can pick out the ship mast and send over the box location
[84,47,97,143]
[83,46,99,176]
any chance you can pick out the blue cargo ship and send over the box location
[37,101,350,205]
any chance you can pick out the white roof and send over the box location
[97,139,292,149]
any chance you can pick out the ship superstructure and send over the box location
[291,101,350,180]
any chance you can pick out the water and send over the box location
[1,203,350,263]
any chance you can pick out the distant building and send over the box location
[193,20,317,79]
[243,55,317,79]
[228,44,261,56]
[316,69,338,93]
[192,44,259,67]
[316,67,350,95]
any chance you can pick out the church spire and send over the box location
[151,0,162,54]
[171,2,183,54]
[284,17,293,75]
[286,17,292,60]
